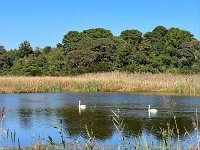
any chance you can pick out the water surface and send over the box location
[0,92,200,147]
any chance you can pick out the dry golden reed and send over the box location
[0,72,200,95]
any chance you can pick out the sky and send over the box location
[0,0,199,50]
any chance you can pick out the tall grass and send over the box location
[0,72,200,95]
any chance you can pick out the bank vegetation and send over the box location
[0,72,199,95]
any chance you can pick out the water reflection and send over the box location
[123,118,142,137]
[56,106,114,140]
[15,106,196,142]
[0,92,199,146]
[143,116,194,140]
[17,107,33,129]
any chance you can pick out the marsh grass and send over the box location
[1,72,200,95]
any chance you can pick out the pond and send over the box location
[0,92,200,147]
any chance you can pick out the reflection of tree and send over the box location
[17,107,33,129]
[123,118,142,137]
[143,116,194,140]
[34,107,55,123]
[15,104,198,143]
[56,107,114,140]
[56,106,197,142]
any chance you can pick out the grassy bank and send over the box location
[0,72,200,95]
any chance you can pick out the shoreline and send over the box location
[0,72,200,96]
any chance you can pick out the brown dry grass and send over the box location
[0,72,200,95]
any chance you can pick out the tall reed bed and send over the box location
[0,72,200,95]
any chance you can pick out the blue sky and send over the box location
[0,0,199,50]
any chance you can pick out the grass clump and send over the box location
[49,84,61,93]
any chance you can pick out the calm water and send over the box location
[0,92,200,147]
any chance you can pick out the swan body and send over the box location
[148,105,157,113]
[79,101,86,109]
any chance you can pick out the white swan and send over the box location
[79,100,86,109]
[148,105,157,113]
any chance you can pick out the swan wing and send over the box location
[150,109,157,113]
[80,105,86,109]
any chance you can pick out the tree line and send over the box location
[0,26,200,76]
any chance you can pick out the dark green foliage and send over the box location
[43,46,52,54]
[167,28,193,49]
[0,26,200,76]
[62,31,85,48]
[66,50,99,67]
[0,45,6,54]
[114,44,134,69]
[89,62,113,72]
[120,29,142,47]
[91,37,122,62]
[0,45,6,67]
[10,55,46,76]
[18,41,33,58]
[83,28,113,39]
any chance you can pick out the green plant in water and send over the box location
[84,125,96,150]
[52,118,67,148]
[112,109,132,150]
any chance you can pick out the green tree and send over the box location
[62,31,84,48]
[66,36,93,52]
[120,29,142,47]
[0,45,6,67]
[10,56,44,76]
[167,28,194,49]
[114,44,134,69]
[83,28,113,39]
[1,49,19,68]
[0,45,5,54]
[43,46,52,54]
[18,41,33,58]
[45,48,71,76]
[166,28,194,69]
[66,50,99,68]
[91,37,123,62]
[1,26,200,76]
